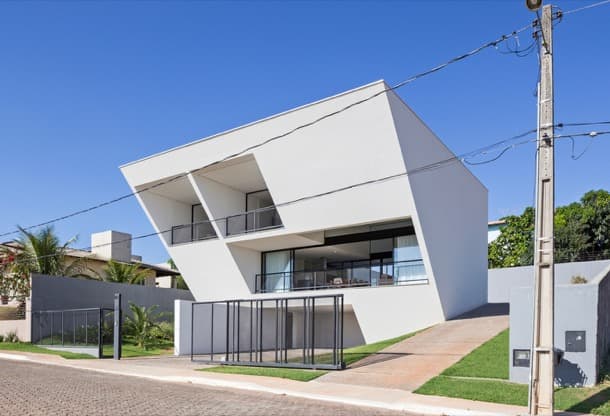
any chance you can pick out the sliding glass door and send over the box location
[263,250,292,292]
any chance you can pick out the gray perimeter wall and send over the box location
[510,283,599,386]
[489,260,610,303]
[30,274,194,315]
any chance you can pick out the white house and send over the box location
[120,80,488,352]
[488,219,506,244]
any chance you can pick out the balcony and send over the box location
[255,259,427,293]
[171,221,217,245]
[170,205,283,245]
[225,205,283,237]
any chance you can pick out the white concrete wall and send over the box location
[488,259,610,303]
[137,191,191,246]
[124,80,486,345]
[386,90,488,320]
[0,318,30,342]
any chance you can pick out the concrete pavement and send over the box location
[1,360,414,416]
[1,350,528,416]
[319,303,510,391]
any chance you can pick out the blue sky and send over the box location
[1,1,609,264]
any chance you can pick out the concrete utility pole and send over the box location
[529,4,555,416]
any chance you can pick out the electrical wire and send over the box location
[1,127,542,266]
[0,22,535,239]
[6,128,609,267]
[2,0,607,240]
[562,0,610,15]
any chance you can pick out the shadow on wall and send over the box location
[555,358,588,387]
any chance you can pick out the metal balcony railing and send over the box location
[225,206,283,237]
[171,221,217,245]
[255,259,427,293]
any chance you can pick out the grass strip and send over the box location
[441,329,509,379]
[199,365,328,382]
[0,342,94,359]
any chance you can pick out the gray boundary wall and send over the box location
[30,274,194,315]
[489,260,610,303]
[509,265,610,387]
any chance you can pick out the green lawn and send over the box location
[0,342,94,359]
[415,329,610,415]
[199,366,328,382]
[441,329,509,379]
[102,340,173,358]
[200,330,421,382]
[0,340,173,360]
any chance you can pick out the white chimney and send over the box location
[91,231,132,263]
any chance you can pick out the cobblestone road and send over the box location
[0,360,418,415]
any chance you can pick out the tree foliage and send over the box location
[13,226,87,277]
[124,302,164,349]
[489,190,610,268]
[102,260,149,284]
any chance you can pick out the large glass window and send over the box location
[264,250,292,292]
[259,226,428,292]
[393,235,426,282]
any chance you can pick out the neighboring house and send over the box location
[1,230,179,286]
[488,219,506,244]
[120,80,488,346]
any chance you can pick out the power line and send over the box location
[562,0,610,15]
[2,127,542,266]
[6,127,609,268]
[3,0,607,240]
[0,22,536,239]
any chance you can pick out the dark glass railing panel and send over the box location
[255,260,427,293]
[171,221,217,245]
[226,206,283,236]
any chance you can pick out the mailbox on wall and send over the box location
[565,331,586,353]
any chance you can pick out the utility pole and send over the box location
[529,4,555,416]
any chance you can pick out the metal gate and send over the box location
[191,294,344,370]
[31,307,115,358]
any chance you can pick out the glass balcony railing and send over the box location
[255,259,427,293]
[225,206,283,237]
[171,221,217,245]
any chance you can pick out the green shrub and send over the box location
[151,321,173,342]
[4,331,19,343]
[124,303,165,350]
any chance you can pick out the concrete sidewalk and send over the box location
[0,351,585,416]
[320,303,510,391]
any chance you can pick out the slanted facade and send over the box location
[121,80,488,346]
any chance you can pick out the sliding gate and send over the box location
[191,294,344,370]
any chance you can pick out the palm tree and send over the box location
[167,258,189,290]
[102,260,149,284]
[14,226,86,277]
[124,302,162,349]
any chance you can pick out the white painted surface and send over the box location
[123,80,486,346]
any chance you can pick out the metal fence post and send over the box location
[225,301,230,362]
[98,308,103,359]
[190,302,194,361]
[210,303,214,362]
[114,293,122,360]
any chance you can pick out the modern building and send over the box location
[488,219,506,244]
[120,80,488,350]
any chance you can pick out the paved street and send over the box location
[0,360,418,416]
